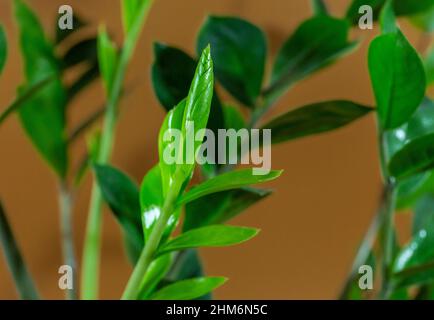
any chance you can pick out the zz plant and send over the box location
[1,0,434,300]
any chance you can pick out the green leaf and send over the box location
[346,0,385,24]
[0,200,39,300]
[178,169,282,206]
[150,277,227,300]
[138,253,172,299]
[0,25,6,74]
[184,188,271,232]
[140,165,180,243]
[380,0,397,34]
[368,30,426,129]
[151,43,224,138]
[268,16,356,102]
[0,76,53,126]
[93,164,143,263]
[261,101,372,144]
[413,195,434,236]
[14,0,68,178]
[97,28,118,93]
[425,45,434,86]
[310,0,328,15]
[223,104,245,131]
[197,16,266,107]
[121,0,147,35]
[388,133,434,180]
[159,225,259,255]
[62,38,98,70]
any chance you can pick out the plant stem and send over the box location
[0,200,39,300]
[58,183,77,300]
[81,0,154,300]
[121,177,180,300]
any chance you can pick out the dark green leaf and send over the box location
[368,30,426,129]
[14,0,68,178]
[197,16,266,107]
[389,133,434,180]
[311,0,328,15]
[0,200,39,300]
[62,38,98,69]
[184,188,271,232]
[261,101,372,144]
[159,225,259,255]
[150,277,227,300]
[268,16,356,102]
[178,169,282,206]
[0,25,6,74]
[97,28,118,93]
[223,104,245,130]
[93,164,143,263]
[67,63,99,102]
[346,0,384,24]
[140,165,180,243]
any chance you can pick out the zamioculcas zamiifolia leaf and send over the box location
[310,0,328,15]
[267,16,356,103]
[178,169,282,206]
[184,188,271,232]
[368,30,426,129]
[121,0,148,35]
[93,164,143,263]
[62,38,98,70]
[0,25,6,74]
[413,195,434,236]
[97,28,118,94]
[150,277,227,300]
[138,253,172,299]
[261,101,372,144]
[380,0,397,34]
[197,16,266,107]
[14,0,68,178]
[388,133,434,180]
[158,225,259,255]
[140,165,180,243]
[223,104,245,131]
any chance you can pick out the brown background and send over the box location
[0,0,430,299]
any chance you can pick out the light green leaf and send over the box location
[138,254,172,299]
[310,0,328,15]
[267,16,356,102]
[150,277,227,300]
[97,28,118,93]
[178,169,282,206]
[197,16,266,107]
[261,101,372,144]
[0,25,6,74]
[380,0,397,34]
[159,225,259,255]
[93,164,143,263]
[14,0,68,178]
[368,30,426,129]
[184,188,271,232]
[121,0,150,35]
[140,165,180,243]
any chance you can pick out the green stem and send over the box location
[58,183,77,300]
[81,0,154,300]
[0,200,39,300]
[121,177,180,300]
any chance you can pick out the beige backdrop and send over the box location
[0,0,426,299]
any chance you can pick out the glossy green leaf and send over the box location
[184,188,271,232]
[159,225,259,255]
[368,30,426,129]
[389,133,434,180]
[150,277,227,300]
[0,200,39,300]
[138,253,172,299]
[151,43,224,137]
[261,101,372,144]
[140,165,180,243]
[380,0,397,33]
[0,25,6,74]
[425,45,434,86]
[197,16,266,107]
[268,16,356,102]
[178,169,282,206]
[93,164,143,263]
[413,195,434,236]
[14,0,68,178]
[97,28,118,93]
